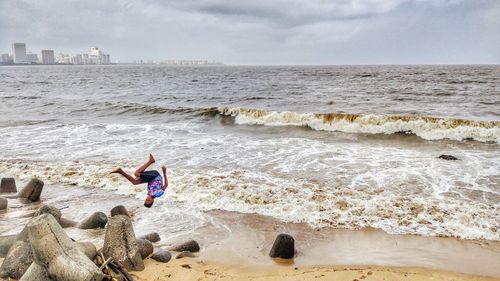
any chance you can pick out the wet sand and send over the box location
[1,181,499,280]
[132,259,500,281]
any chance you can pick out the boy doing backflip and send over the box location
[111,154,168,208]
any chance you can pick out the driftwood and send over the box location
[96,251,135,281]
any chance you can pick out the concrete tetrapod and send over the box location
[0,197,7,210]
[78,212,108,229]
[0,241,34,279]
[19,262,51,281]
[0,235,17,257]
[0,178,17,193]
[18,178,44,202]
[27,214,103,281]
[103,215,144,271]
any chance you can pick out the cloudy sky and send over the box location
[1,0,499,64]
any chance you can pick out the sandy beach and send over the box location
[132,259,500,281]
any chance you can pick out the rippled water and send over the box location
[0,65,498,240]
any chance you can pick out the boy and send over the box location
[111,154,168,208]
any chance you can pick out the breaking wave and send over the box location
[88,102,500,143]
[217,107,500,143]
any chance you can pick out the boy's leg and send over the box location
[134,154,156,177]
[111,168,141,185]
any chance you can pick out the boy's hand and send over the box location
[162,165,168,190]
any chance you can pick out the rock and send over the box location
[0,178,17,193]
[19,262,52,281]
[175,251,195,259]
[0,235,17,257]
[60,217,78,228]
[269,233,295,259]
[0,241,34,279]
[0,197,7,210]
[136,238,154,259]
[151,249,172,263]
[139,232,161,243]
[76,242,97,260]
[33,205,62,224]
[15,207,62,244]
[16,226,30,242]
[18,178,44,202]
[170,240,200,253]
[110,205,131,217]
[78,212,108,229]
[27,213,103,281]
[439,155,458,160]
[103,215,144,271]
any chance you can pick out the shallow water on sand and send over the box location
[0,65,499,240]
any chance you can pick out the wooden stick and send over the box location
[96,256,103,266]
[108,262,135,281]
[100,257,113,270]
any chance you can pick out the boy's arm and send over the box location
[162,165,168,190]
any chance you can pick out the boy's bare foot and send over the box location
[149,153,156,163]
[110,167,122,174]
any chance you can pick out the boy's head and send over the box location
[144,195,154,208]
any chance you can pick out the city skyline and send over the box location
[0,42,111,65]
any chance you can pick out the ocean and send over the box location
[0,64,498,241]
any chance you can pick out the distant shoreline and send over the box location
[0,63,225,66]
[1,63,498,67]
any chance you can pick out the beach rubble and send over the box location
[33,204,62,224]
[19,262,51,281]
[136,238,154,259]
[151,249,172,263]
[77,241,98,260]
[0,177,17,193]
[0,240,34,279]
[269,233,295,259]
[0,235,16,257]
[0,180,188,280]
[110,205,131,217]
[28,214,103,280]
[60,217,78,228]
[78,211,108,229]
[175,251,196,259]
[18,178,44,202]
[170,239,200,253]
[139,232,161,243]
[438,154,459,160]
[103,214,144,271]
[0,197,7,210]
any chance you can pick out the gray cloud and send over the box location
[0,0,498,64]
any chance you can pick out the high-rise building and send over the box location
[90,47,102,56]
[12,43,27,63]
[0,54,12,64]
[41,50,55,64]
[56,53,70,64]
[27,53,39,64]
[102,54,110,64]
[71,54,83,65]
[87,47,111,64]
